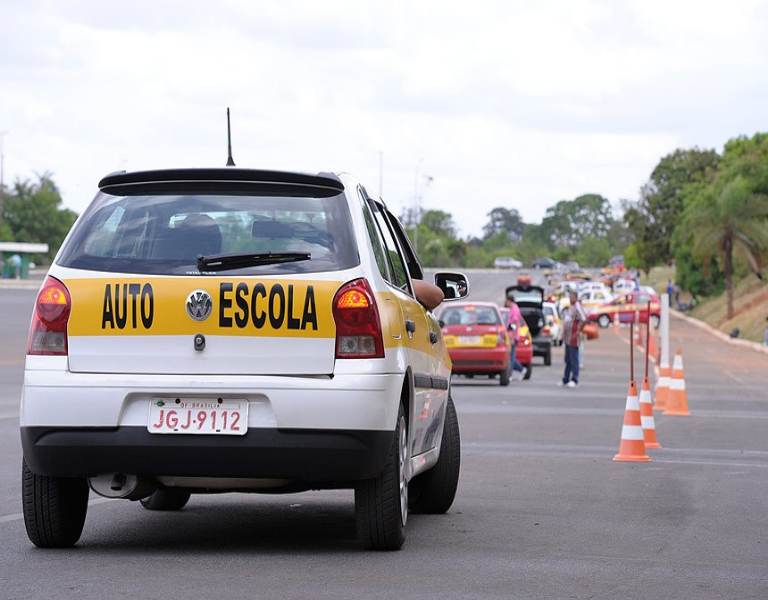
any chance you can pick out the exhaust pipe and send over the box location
[89,474,157,500]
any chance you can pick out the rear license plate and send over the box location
[458,335,481,345]
[148,398,248,435]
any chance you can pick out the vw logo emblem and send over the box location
[186,290,213,322]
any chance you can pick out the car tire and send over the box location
[409,396,460,514]
[140,488,192,511]
[544,349,552,366]
[22,459,89,548]
[499,365,510,386]
[523,363,533,380]
[355,403,407,550]
[598,315,611,329]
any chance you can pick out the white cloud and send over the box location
[1,0,767,238]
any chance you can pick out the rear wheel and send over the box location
[355,403,407,550]
[22,459,89,548]
[523,363,533,380]
[140,487,191,511]
[499,365,510,386]
[410,396,461,514]
[598,315,611,328]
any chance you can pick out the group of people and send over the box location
[418,277,588,387]
[505,288,587,388]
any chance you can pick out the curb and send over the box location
[671,309,768,356]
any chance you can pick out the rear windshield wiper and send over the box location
[197,252,311,272]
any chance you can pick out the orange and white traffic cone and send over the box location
[613,381,651,462]
[654,360,670,412]
[634,323,643,347]
[664,348,690,416]
[613,313,620,332]
[639,377,661,449]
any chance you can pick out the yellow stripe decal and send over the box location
[65,278,341,338]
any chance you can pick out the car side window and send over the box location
[384,209,424,281]
[368,198,410,291]
[358,189,390,281]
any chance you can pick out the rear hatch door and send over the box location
[64,273,342,375]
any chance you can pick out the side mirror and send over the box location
[434,271,469,301]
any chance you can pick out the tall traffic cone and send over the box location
[613,381,651,462]
[664,349,690,416]
[639,377,661,449]
[613,313,620,332]
[654,360,670,412]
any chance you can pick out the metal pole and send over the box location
[645,301,651,379]
[661,293,670,370]
[0,131,6,227]
[630,322,634,382]
[413,158,423,251]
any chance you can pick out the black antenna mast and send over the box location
[226,107,236,166]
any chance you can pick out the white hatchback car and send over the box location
[20,167,467,551]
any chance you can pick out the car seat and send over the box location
[152,214,222,260]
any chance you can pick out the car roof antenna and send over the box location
[226,107,236,167]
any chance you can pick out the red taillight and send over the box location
[332,278,384,359]
[497,326,507,346]
[28,276,71,356]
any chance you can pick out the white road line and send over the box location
[1,497,115,524]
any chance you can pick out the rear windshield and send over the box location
[441,305,501,326]
[57,192,359,275]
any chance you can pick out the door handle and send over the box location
[405,319,416,334]
[429,331,438,344]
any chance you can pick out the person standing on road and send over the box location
[561,288,587,388]
[506,294,528,381]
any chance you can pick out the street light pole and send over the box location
[0,131,7,227]
[414,158,424,252]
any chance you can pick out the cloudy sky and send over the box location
[2,0,767,238]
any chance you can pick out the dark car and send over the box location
[505,284,552,366]
[531,257,556,270]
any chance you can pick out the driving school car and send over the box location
[439,302,512,386]
[586,291,661,329]
[20,167,468,551]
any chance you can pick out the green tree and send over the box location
[678,175,768,318]
[3,174,78,262]
[420,210,456,238]
[483,207,525,241]
[625,148,719,267]
[539,194,614,250]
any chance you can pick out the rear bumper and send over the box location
[532,337,552,357]
[448,346,509,374]
[515,345,533,365]
[21,426,393,483]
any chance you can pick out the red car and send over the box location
[439,302,512,386]
[586,291,661,329]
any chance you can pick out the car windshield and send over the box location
[441,306,501,326]
[57,192,358,275]
[510,290,543,304]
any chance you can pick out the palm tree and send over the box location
[682,176,768,319]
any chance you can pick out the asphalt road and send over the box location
[1,273,767,600]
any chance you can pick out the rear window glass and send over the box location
[441,306,501,326]
[57,192,359,275]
